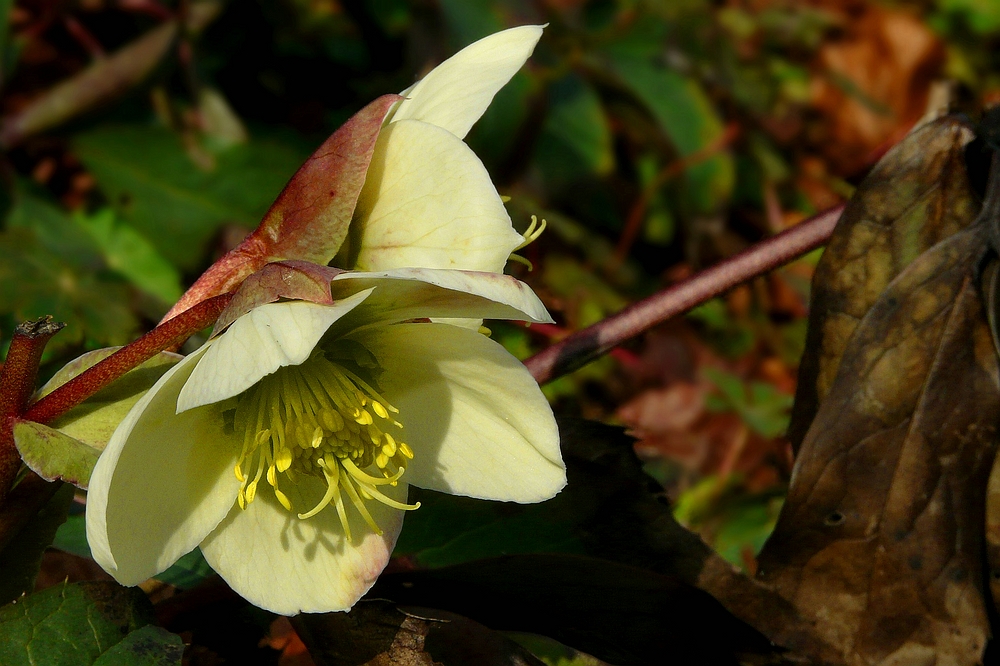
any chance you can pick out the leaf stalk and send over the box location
[23,292,232,426]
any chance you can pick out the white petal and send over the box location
[86,346,240,585]
[361,323,565,502]
[199,475,406,615]
[349,120,523,274]
[331,268,553,325]
[392,25,543,139]
[178,293,373,412]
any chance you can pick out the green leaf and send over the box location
[938,0,1000,33]
[534,74,614,186]
[7,186,103,267]
[0,483,74,606]
[704,367,793,438]
[92,626,184,666]
[0,581,154,666]
[438,0,503,46]
[713,496,783,569]
[471,70,531,167]
[74,125,309,270]
[13,348,181,489]
[13,421,100,488]
[72,209,183,304]
[40,348,182,452]
[51,514,89,558]
[507,633,606,666]
[394,490,585,568]
[602,52,734,212]
[0,226,137,352]
[154,549,214,589]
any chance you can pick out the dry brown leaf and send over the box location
[756,220,1000,664]
[619,381,706,432]
[809,6,945,175]
[787,116,980,454]
[294,601,547,666]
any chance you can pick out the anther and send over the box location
[233,351,418,536]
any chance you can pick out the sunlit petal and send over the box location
[348,121,522,274]
[178,293,372,412]
[361,323,565,503]
[200,476,407,615]
[331,267,553,326]
[392,25,543,139]
[86,346,240,585]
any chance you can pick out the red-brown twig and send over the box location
[24,293,232,426]
[0,318,65,501]
[525,204,845,385]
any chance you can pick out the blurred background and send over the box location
[2,0,997,580]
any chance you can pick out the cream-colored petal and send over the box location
[331,268,553,326]
[86,346,240,586]
[392,25,543,139]
[361,323,565,503]
[178,292,372,412]
[348,120,523,274]
[199,475,406,615]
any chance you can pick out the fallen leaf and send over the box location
[787,115,980,453]
[809,5,945,175]
[294,601,547,666]
[756,221,999,663]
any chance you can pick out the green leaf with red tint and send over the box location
[210,260,341,335]
[163,95,400,322]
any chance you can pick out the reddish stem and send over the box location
[0,317,65,501]
[63,15,106,59]
[525,204,845,385]
[25,293,232,425]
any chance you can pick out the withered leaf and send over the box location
[0,22,179,148]
[293,600,546,666]
[787,115,980,453]
[756,222,1000,664]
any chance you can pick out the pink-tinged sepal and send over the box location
[162,95,400,323]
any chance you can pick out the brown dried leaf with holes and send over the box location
[756,114,1000,664]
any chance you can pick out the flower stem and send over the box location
[0,317,66,501]
[524,205,845,385]
[24,292,232,426]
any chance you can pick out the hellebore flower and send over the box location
[86,269,565,615]
[160,26,546,325]
[336,25,543,274]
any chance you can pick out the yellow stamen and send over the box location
[507,215,546,270]
[339,472,383,536]
[274,488,292,512]
[341,456,404,486]
[232,350,419,540]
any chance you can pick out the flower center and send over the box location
[231,353,419,542]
